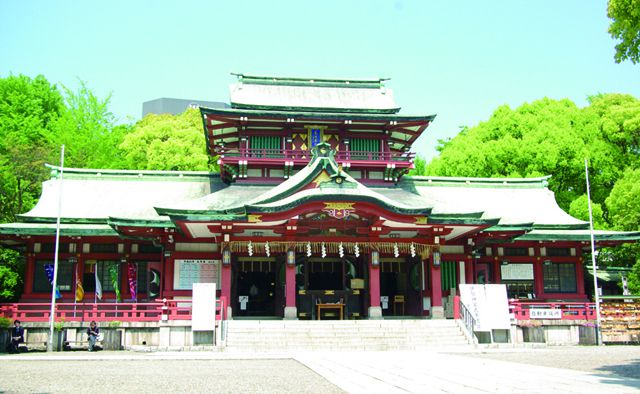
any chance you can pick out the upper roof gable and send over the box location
[156,142,432,218]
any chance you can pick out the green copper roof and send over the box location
[231,73,389,89]
[201,106,434,120]
[0,223,117,237]
[516,229,640,242]
[2,152,639,244]
[18,165,220,224]
[402,175,588,229]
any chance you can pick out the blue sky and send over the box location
[1,0,638,161]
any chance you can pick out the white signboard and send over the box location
[174,259,220,290]
[459,284,511,331]
[192,282,217,331]
[500,264,534,280]
[530,309,562,319]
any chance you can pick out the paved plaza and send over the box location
[0,346,639,393]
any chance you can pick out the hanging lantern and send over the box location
[306,241,312,257]
[222,248,231,266]
[371,250,380,266]
[248,240,253,256]
[393,242,399,258]
[265,241,270,257]
[433,250,441,266]
[339,242,344,258]
[354,242,360,258]
[410,242,416,258]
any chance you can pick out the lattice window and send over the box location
[543,263,577,293]
[250,135,283,158]
[351,138,381,160]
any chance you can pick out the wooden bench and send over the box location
[64,338,103,351]
[13,329,48,352]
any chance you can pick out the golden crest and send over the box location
[414,216,428,225]
[324,202,355,210]
[312,171,332,187]
[247,214,263,223]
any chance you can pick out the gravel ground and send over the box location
[0,359,345,394]
[460,345,640,379]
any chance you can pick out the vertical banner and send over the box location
[148,268,161,299]
[44,264,62,299]
[75,263,84,302]
[127,263,137,301]
[95,264,103,301]
[109,265,121,302]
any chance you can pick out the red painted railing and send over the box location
[221,148,415,162]
[509,300,596,320]
[0,297,227,323]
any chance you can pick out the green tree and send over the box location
[568,195,606,228]
[426,97,627,211]
[120,108,215,171]
[48,81,129,169]
[0,74,64,221]
[0,74,63,301]
[408,155,427,176]
[606,168,640,232]
[628,262,640,294]
[608,0,640,64]
[0,248,22,302]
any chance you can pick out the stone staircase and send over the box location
[223,319,471,351]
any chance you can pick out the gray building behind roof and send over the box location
[142,97,229,117]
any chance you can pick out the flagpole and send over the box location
[73,261,77,318]
[47,145,65,352]
[585,159,603,346]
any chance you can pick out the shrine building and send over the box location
[1,73,639,322]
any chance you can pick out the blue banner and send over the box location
[44,264,62,299]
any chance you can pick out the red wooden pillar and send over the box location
[465,256,474,285]
[575,249,586,298]
[430,261,444,318]
[221,264,232,318]
[162,253,173,297]
[23,249,35,298]
[493,259,501,283]
[368,252,382,319]
[284,262,297,319]
[534,260,545,298]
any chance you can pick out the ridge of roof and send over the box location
[231,73,389,88]
[405,175,551,188]
[200,106,433,120]
[45,164,217,179]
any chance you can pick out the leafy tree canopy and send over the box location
[0,74,64,222]
[425,97,630,211]
[120,108,214,171]
[608,0,640,64]
[48,81,130,169]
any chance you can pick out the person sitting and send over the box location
[86,321,100,351]
[8,319,25,354]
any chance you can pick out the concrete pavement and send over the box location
[2,349,639,393]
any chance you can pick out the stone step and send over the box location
[223,319,470,351]
[227,321,459,327]
[225,343,470,351]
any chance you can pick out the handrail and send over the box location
[459,300,476,335]
[221,148,416,162]
[0,297,229,324]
